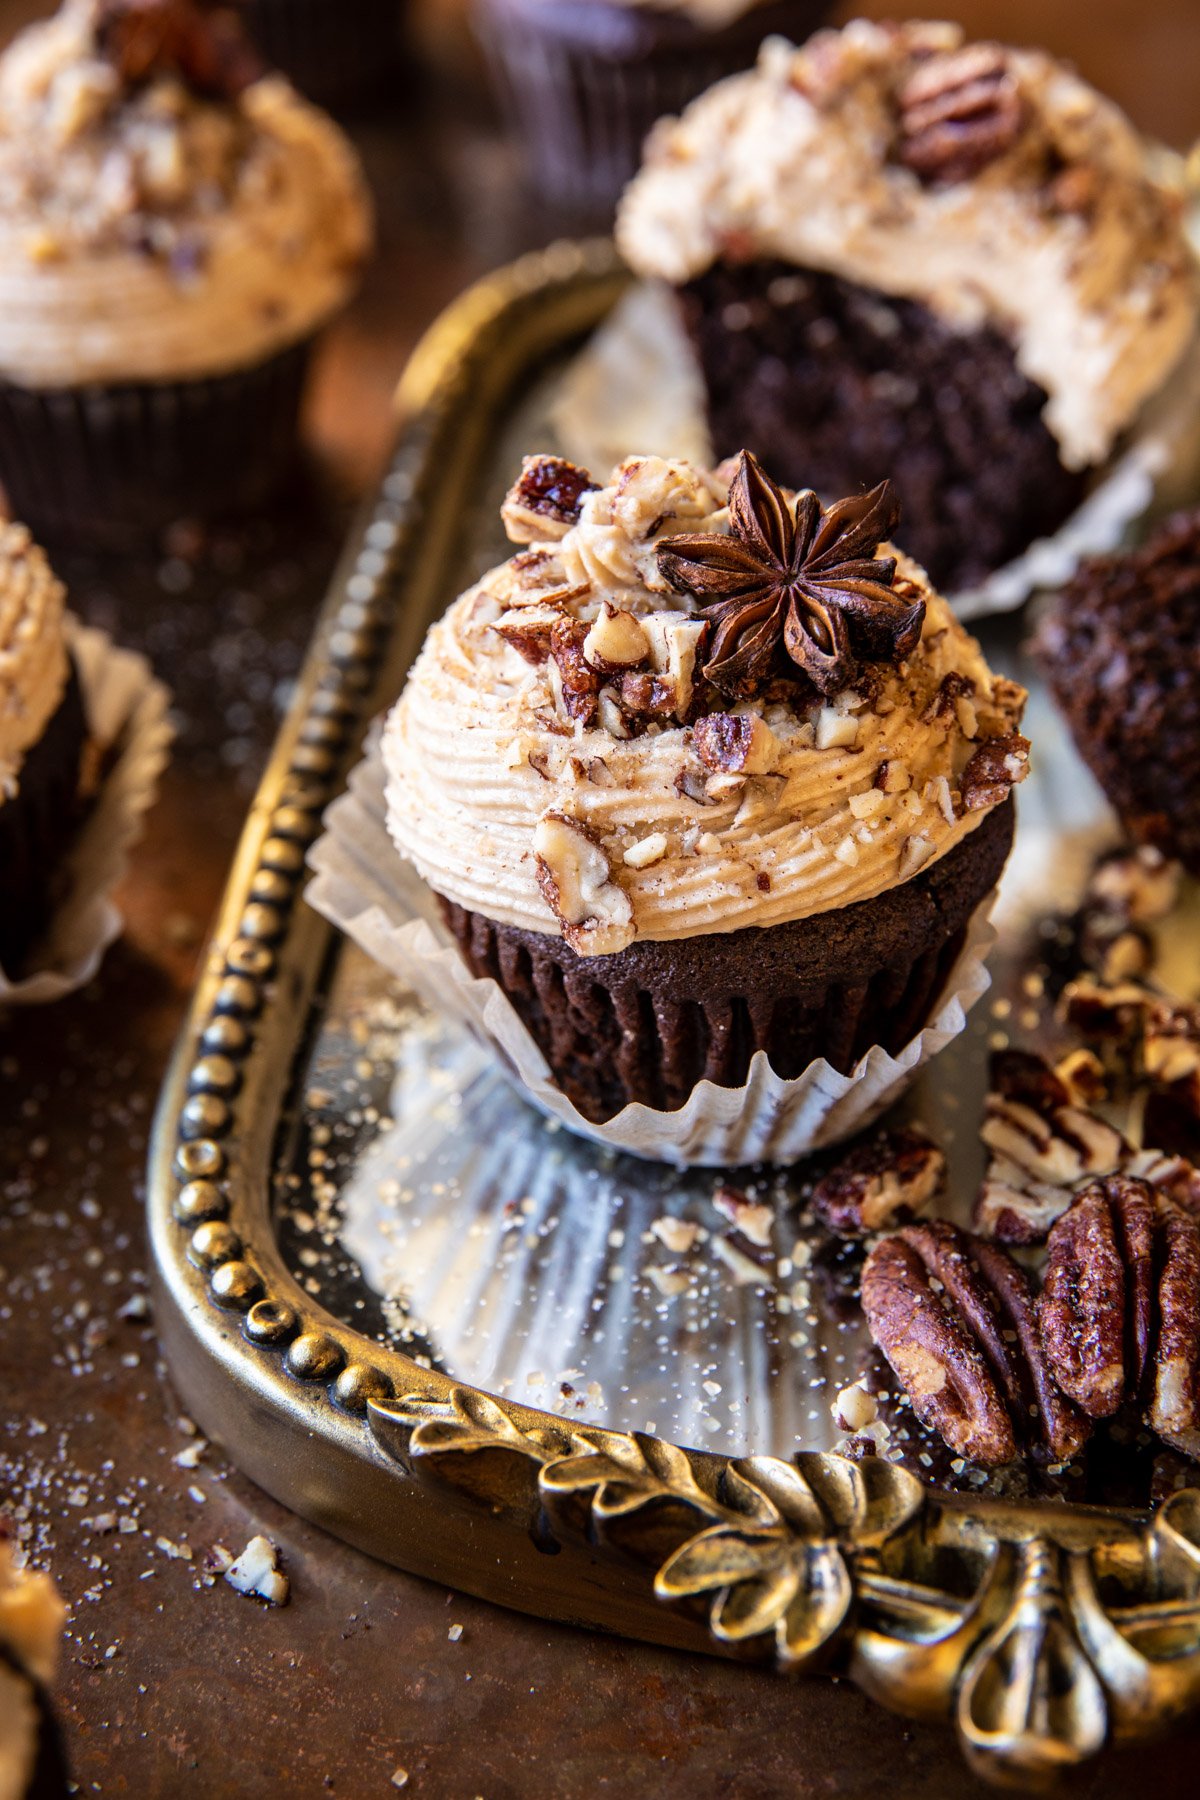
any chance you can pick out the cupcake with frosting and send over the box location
[0,523,89,979]
[0,0,372,546]
[382,449,1028,1124]
[616,20,1199,593]
[473,0,834,218]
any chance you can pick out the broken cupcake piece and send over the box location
[382,448,1026,1124]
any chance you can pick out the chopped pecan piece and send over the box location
[861,1221,1088,1467]
[693,713,779,777]
[502,456,597,544]
[548,619,599,726]
[810,1126,946,1237]
[897,42,1025,185]
[980,1049,1127,1187]
[582,605,649,673]
[95,0,263,99]
[958,732,1030,811]
[1086,846,1180,927]
[1143,1000,1200,1118]
[533,811,634,956]
[1040,1180,1200,1459]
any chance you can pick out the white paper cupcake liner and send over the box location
[0,621,173,1007]
[307,737,998,1169]
[549,282,1200,623]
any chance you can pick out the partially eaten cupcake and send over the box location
[382,450,1028,1123]
[616,20,1199,592]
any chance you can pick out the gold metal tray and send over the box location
[148,239,1200,1790]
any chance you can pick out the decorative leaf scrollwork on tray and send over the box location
[370,1386,1200,1791]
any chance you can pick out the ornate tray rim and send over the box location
[147,239,1200,1791]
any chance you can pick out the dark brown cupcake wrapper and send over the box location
[473,0,833,216]
[0,338,312,553]
[245,0,406,111]
[438,798,1015,1124]
[0,658,87,978]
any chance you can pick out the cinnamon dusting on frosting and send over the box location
[383,453,1027,957]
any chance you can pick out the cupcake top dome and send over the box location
[383,451,1028,957]
[616,19,1199,471]
[0,523,69,797]
[0,0,372,387]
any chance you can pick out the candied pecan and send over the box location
[1148,1201,1200,1459]
[959,732,1030,810]
[981,1049,1127,1187]
[861,1221,1088,1466]
[923,670,977,729]
[1040,1180,1200,1459]
[549,619,599,725]
[810,1126,946,1237]
[501,456,598,543]
[1039,1178,1154,1419]
[897,43,1025,185]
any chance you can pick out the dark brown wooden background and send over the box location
[0,4,1197,1797]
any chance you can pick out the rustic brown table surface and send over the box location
[3,4,1200,1795]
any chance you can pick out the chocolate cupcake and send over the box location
[0,524,90,980]
[382,450,1028,1124]
[243,0,404,111]
[473,0,834,218]
[1036,508,1200,875]
[0,0,372,548]
[616,22,1199,593]
[0,1526,69,1800]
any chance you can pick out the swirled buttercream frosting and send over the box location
[383,453,1028,958]
[616,20,1199,471]
[0,0,371,386]
[0,523,70,799]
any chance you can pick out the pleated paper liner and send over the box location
[307,739,997,1169]
[0,622,173,1007]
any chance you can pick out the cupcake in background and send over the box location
[616,21,1199,594]
[243,0,404,112]
[0,1526,69,1800]
[1036,509,1200,875]
[382,448,1028,1124]
[0,0,373,548]
[472,0,834,219]
[0,523,91,980]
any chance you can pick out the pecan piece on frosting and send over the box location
[95,0,263,99]
[958,732,1030,811]
[896,42,1025,186]
[534,811,634,957]
[502,456,598,545]
[581,604,649,674]
[1040,1179,1200,1459]
[693,712,778,777]
[548,618,599,726]
[810,1126,946,1237]
[861,1221,1089,1467]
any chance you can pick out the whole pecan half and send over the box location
[861,1221,1089,1467]
[1040,1178,1200,1458]
[897,43,1025,186]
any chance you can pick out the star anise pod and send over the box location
[94,0,264,101]
[656,453,924,698]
